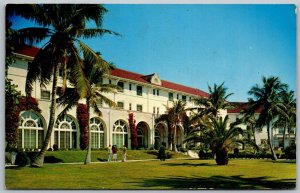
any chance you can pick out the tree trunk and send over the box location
[32,65,59,167]
[282,119,287,149]
[215,148,229,165]
[251,123,256,145]
[267,124,277,161]
[84,98,91,164]
[172,125,178,152]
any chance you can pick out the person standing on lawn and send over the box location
[122,145,127,162]
[107,144,112,162]
[112,145,118,161]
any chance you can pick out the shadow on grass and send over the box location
[44,156,63,163]
[129,175,295,190]
[97,158,108,162]
[5,166,22,170]
[162,162,215,167]
[258,159,297,164]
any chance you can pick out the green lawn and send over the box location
[39,149,190,163]
[5,159,296,190]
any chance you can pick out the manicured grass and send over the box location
[5,159,296,190]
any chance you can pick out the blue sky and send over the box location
[11,4,296,102]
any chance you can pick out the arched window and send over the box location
[112,120,128,148]
[90,117,105,149]
[154,129,160,141]
[137,127,144,148]
[18,111,44,149]
[54,115,77,149]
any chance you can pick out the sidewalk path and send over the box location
[5,157,195,167]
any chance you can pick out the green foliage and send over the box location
[5,85,20,151]
[15,152,30,167]
[284,144,296,160]
[247,76,288,160]
[156,100,188,152]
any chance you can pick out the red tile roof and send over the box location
[14,46,209,97]
[228,102,263,113]
[15,46,40,57]
[110,68,209,97]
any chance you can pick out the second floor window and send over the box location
[177,94,179,100]
[169,93,173,101]
[117,102,124,109]
[153,89,156,95]
[137,86,143,96]
[41,90,50,100]
[117,81,124,92]
[129,84,132,90]
[182,95,186,102]
[157,89,159,96]
[129,103,132,110]
[137,104,143,112]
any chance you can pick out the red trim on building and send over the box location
[228,102,263,113]
[14,46,210,98]
[15,46,40,57]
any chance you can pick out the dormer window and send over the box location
[117,81,124,92]
[150,73,162,86]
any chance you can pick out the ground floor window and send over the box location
[18,111,44,149]
[54,115,78,149]
[137,128,144,148]
[90,117,105,148]
[112,120,128,148]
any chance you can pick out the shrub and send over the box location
[178,147,187,153]
[233,148,239,155]
[53,144,58,151]
[284,145,296,159]
[15,152,30,167]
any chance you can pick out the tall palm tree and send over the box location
[156,100,188,152]
[274,89,296,148]
[247,76,287,160]
[186,115,257,165]
[57,55,118,164]
[191,82,233,119]
[7,4,118,167]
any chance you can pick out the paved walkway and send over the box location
[5,157,195,167]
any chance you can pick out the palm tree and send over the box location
[274,89,296,148]
[192,82,233,119]
[57,56,118,164]
[186,115,257,165]
[247,76,288,160]
[7,4,118,167]
[156,100,188,152]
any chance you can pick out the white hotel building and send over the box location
[7,46,295,150]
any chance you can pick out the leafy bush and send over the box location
[178,147,187,153]
[198,149,213,159]
[53,144,58,151]
[233,148,239,155]
[15,152,30,166]
[284,145,296,159]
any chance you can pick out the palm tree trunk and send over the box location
[84,98,91,164]
[282,119,287,149]
[252,125,257,145]
[267,124,277,160]
[32,65,59,167]
[173,125,178,152]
